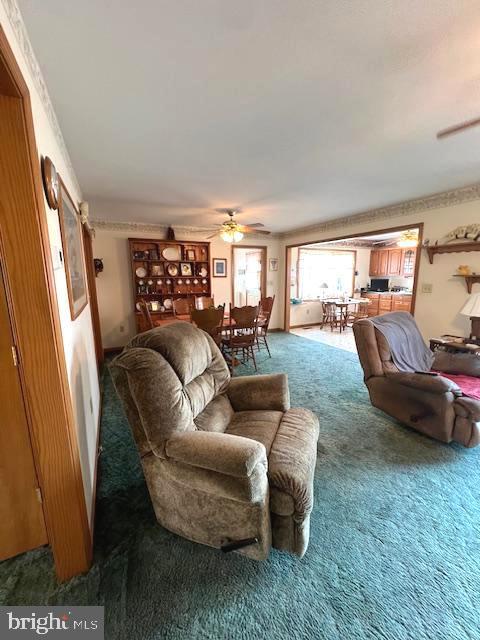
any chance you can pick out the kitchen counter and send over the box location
[361,291,412,316]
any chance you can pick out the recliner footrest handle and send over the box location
[221,537,258,553]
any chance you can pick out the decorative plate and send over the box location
[193,279,199,284]
[164,298,173,310]
[197,266,208,277]
[177,279,183,284]
[162,246,181,261]
[185,279,191,285]
[167,263,179,276]
[202,279,207,284]
[136,267,147,278]
[136,302,141,311]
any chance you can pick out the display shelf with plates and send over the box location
[129,237,211,331]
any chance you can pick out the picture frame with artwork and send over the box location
[269,258,279,271]
[58,179,88,320]
[151,264,164,276]
[180,262,192,276]
[213,258,227,277]
[186,249,196,261]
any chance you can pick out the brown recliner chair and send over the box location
[110,322,319,559]
[353,317,480,447]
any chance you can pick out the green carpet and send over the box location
[1,332,479,640]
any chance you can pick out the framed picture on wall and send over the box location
[58,179,88,319]
[269,258,279,271]
[213,258,227,277]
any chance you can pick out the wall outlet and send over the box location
[421,283,433,294]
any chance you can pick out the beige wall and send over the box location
[282,200,480,339]
[93,225,283,348]
[1,6,100,524]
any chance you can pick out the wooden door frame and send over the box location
[284,222,423,331]
[231,245,267,307]
[82,215,103,368]
[0,26,92,580]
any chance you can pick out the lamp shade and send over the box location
[460,293,480,317]
[320,282,329,288]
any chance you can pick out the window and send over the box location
[297,249,355,300]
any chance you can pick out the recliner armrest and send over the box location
[433,351,480,378]
[165,431,267,478]
[227,373,290,412]
[385,371,461,395]
[454,396,480,420]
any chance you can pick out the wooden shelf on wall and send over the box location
[453,274,480,293]
[426,242,480,264]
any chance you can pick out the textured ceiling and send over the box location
[19,0,480,232]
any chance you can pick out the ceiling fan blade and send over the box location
[437,116,480,139]
[243,223,265,228]
[206,230,220,239]
[240,226,271,235]
[214,207,243,214]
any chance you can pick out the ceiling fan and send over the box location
[437,116,480,139]
[207,209,271,243]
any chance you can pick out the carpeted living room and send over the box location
[1,2,480,640]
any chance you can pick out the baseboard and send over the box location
[103,346,123,356]
[290,322,321,329]
[268,328,284,333]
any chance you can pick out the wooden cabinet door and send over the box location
[387,249,402,275]
[369,251,380,275]
[0,262,47,561]
[378,250,389,276]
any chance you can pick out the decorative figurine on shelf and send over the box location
[457,265,472,275]
[94,258,104,277]
[167,226,176,240]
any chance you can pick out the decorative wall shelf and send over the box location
[453,274,480,294]
[426,242,480,264]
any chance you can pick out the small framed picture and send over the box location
[180,262,192,276]
[151,264,164,276]
[213,258,227,277]
[186,249,196,261]
[269,258,279,271]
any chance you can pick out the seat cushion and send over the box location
[226,410,283,455]
[268,408,319,520]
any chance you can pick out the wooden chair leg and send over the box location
[250,346,258,371]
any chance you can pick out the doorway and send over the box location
[232,245,267,307]
[284,224,423,341]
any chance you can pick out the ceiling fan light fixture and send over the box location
[220,227,243,243]
[397,230,418,248]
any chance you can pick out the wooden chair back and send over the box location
[173,297,193,317]
[191,306,224,344]
[259,295,275,328]
[195,296,215,310]
[228,305,259,344]
[138,298,154,330]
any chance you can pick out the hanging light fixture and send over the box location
[397,229,418,248]
[220,219,244,243]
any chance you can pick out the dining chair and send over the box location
[222,304,259,372]
[321,301,343,331]
[347,299,370,326]
[257,295,275,357]
[173,297,194,321]
[191,305,225,346]
[195,296,215,310]
[138,298,155,330]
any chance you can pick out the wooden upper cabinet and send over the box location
[369,251,380,276]
[387,248,402,276]
[369,247,415,277]
[402,248,416,277]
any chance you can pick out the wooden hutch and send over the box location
[129,237,211,332]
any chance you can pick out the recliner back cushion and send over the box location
[110,323,231,452]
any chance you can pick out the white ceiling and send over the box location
[19,0,480,232]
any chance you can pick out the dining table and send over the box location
[324,297,369,331]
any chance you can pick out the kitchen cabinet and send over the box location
[361,292,412,316]
[369,248,416,277]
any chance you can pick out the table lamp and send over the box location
[460,293,480,339]
[320,282,329,299]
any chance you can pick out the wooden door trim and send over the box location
[284,222,424,330]
[231,245,267,306]
[82,224,103,368]
[0,26,92,580]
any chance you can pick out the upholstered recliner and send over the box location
[110,322,319,559]
[353,316,480,447]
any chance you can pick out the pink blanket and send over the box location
[432,371,480,400]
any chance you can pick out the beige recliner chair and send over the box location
[353,317,480,448]
[110,322,319,559]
